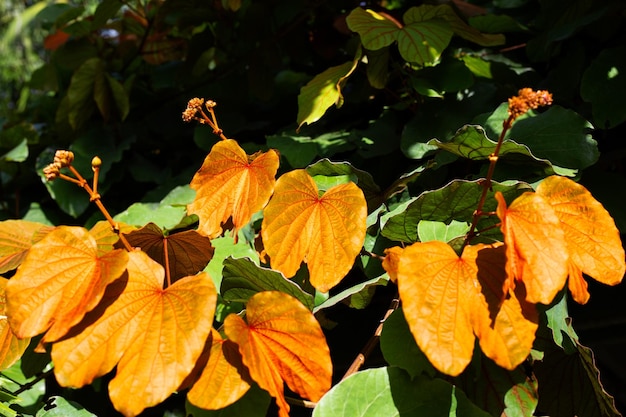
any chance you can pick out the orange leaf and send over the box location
[51,251,217,417]
[188,139,279,238]
[382,246,403,283]
[470,243,538,370]
[536,175,626,304]
[43,29,70,50]
[261,170,367,292]
[495,191,569,304]
[122,222,214,282]
[0,278,30,371]
[188,328,251,410]
[396,240,483,376]
[6,226,129,343]
[0,220,53,274]
[224,291,332,417]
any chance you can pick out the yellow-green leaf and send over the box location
[261,169,367,293]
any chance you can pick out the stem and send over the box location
[463,115,514,247]
[163,237,171,287]
[13,368,54,395]
[65,165,133,252]
[340,294,400,381]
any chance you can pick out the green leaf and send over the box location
[509,106,599,170]
[221,257,315,310]
[380,309,436,378]
[435,5,505,46]
[380,179,532,243]
[35,396,96,417]
[580,45,626,129]
[106,74,130,121]
[266,135,319,168]
[0,139,28,163]
[114,202,187,230]
[398,6,453,65]
[346,8,401,51]
[297,60,358,129]
[313,276,388,313]
[534,341,621,417]
[457,356,538,417]
[67,57,103,129]
[204,236,259,290]
[429,124,575,177]
[417,219,470,243]
[313,367,491,417]
[91,0,123,29]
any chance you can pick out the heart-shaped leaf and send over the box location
[6,226,129,343]
[51,251,217,417]
[261,169,367,293]
[188,139,279,238]
[0,220,53,274]
[224,291,332,417]
[0,278,30,370]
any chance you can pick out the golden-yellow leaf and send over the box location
[188,139,279,238]
[224,291,332,417]
[6,226,129,343]
[495,191,569,305]
[470,243,538,370]
[187,328,251,410]
[0,220,53,274]
[382,246,403,283]
[261,170,367,293]
[395,240,480,376]
[51,251,217,417]
[536,175,626,304]
[0,278,29,371]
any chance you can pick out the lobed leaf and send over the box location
[0,278,30,371]
[122,222,214,283]
[6,226,129,343]
[224,291,332,417]
[187,328,251,410]
[0,220,53,274]
[261,169,367,293]
[536,176,625,304]
[52,251,217,417]
[496,192,569,305]
[188,139,279,239]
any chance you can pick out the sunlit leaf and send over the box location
[470,243,539,370]
[188,140,279,239]
[188,328,251,410]
[297,60,359,130]
[495,191,569,305]
[261,169,367,293]
[0,278,30,371]
[536,176,625,304]
[381,246,402,283]
[224,291,332,417]
[122,222,214,283]
[6,226,129,343]
[51,251,217,417]
[0,220,53,274]
[395,240,482,376]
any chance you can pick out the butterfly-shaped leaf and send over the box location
[224,291,332,417]
[6,226,129,343]
[261,169,367,293]
[536,176,625,304]
[188,139,279,238]
[51,251,217,417]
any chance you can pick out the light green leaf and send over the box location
[35,396,96,417]
[313,367,491,417]
[297,60,358,129]
[346,8,400,51]
[185,383,271,417]
[417,219,470,243]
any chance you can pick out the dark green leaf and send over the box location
[380,309,436,378]
[313,276,388,313]
[185,383,271,417]
[380,179,532,243]
[221,257,315,310]
[92,0,124,29]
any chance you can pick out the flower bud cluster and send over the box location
[182,98,205,122]
[43,150,75,180]
[507,88,553,120]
